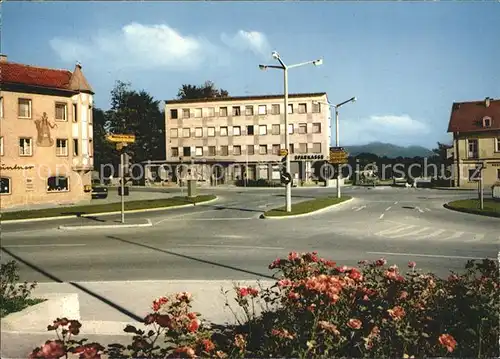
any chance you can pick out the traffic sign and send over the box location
[107,134,136,143]
[469,164,484,181]
[329,147,348,164]
[280,172,292,185]
[279,149,288,156]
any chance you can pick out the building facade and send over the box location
[0,55,94,209]
[447,97,500,188]
[154,93,331,185]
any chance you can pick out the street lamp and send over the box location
[259,51,323,212]
[314,97,356,198]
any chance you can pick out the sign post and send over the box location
[470,163,485,210]
[107,134,135,223]
[329,147,349,198]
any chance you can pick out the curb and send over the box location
[58,219,153,230]
[443,203,500,218]
[260,197,354,219]
[0,197,219,224]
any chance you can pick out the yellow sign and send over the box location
[279,149,288,156]
[329,149,348,164]
[107,134,136,143]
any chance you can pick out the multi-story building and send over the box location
[0,55,94,209]
[157,93,331,185]
[447,97,500,188]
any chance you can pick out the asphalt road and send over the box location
[1,186,498,283]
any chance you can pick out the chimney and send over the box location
[0,54,7,63]
[485,97,491,107]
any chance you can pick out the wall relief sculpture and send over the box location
[35,112,58,147]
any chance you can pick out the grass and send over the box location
[1,195,216,221]
[0,297,46,318]
[264,196,351,217]
[445,198,500,218]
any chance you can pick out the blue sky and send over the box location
[2,1,499,149]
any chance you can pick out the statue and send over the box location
[35,112,57,147]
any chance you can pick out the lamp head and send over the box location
[313,58,323,66]
[351,97,357,102]
[271,51,280,59]
[259,64,267,71]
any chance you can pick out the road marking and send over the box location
[425,208,431,212]
[2,244,86,248]
[441,231,464,240]
[354,205,366,212]
[212,234,246,239]
[389,227,431,239]
[182,218,255,221]
[376,225,417,236]
[394,201,398,204]
[415,207,424,213]
[379,214,384,219]
[385,206,392,211]
[415,229,446,240]
[465,234,485,242]
[175,244,284,250]
[366,251,494,261]
[154,209,215,224]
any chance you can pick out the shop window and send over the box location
[47,176,69,192]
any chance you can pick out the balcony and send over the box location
[72,156,94,171]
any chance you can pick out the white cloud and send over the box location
[50,23,227,70]
[341,114,431,146]
[220,30,271,57]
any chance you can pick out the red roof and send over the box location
[0,61,73,91]
[447,98,500,133]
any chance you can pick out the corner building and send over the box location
[162,93,331,185]
[0,55,94,209]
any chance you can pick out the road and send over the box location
[1,186,498,282]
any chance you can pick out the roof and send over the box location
[447,98,500,133]
[165,92,327,105]
[0,60,94,94]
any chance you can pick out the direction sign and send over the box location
[469,164,484,181]
[107,134,136,143]
[279,149,288,156]
[329,147,348,164]
[280,172,292,185]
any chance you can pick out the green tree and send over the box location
[92,107,116,176]
[177,81,229,100]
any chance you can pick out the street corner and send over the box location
[58,218,153,231]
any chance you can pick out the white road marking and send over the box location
[441,231,465,240]
[366,251,494,261]
[415,207,424,213]
[389,227,431,239]
[376,225,417,236]
[3,244,86,248]
[154,209,215,224]
[465,234,485,242]
[175,244,284,250]
[394,201,398,204]
[415,229,447,240]
[379,214,385,219]
[425,208,431,212]
[211,234,246,239]
[385,206,392,211]
[354,205,366,212]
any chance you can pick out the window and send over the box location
[219,107,228,117]
[195,127,203,137]
[89,139,93,157]
[73,103,77,122]
[0,177,11,194]
[233,126,241,136]
[259,145,268,155]
[245,106,254,116]
[183,128,190,138]
[272,124,280,135]
[259,125,267,135]
[170,109,178,119]
[88,105,93,124]
[232,106,241,116]
[299,143,307,153]
[47,176,69,192]
[312,123,321,133]
[271,104,280,115]
[298,103,307,114]
[496,138,500,152]
[182,109,190,118]
[468,139,478,158]
[247,145,254,155]
[233,145,241,156]
[220,146,229,156]
[289,144,294,154]
[56,139,68,156]
[207,107,215,117]
[18,98,31,118]
[208,146,216,156]
[288,124,294,134]
[287,104,293,114]
[299,123,307,134]
[483,117,492,128]
[0,136,3,156]
[312,143,322,153]
[312,102,321,113]
[208,127,215,137]
[54,103,67,121]
[258,105,267,115]
[497,169,500,181]
[183,147,191,156]
[0,97,3,118]
[194,108,202,118]
[171,147,179,157]
[73,139,79,156]
[220,127,228,136]
[19,138,32,156]
[247,125,254,135]
[195,146,203,156]
[170,128,178,138]
[272,144,280,155]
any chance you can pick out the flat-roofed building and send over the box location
[0,55,94,210]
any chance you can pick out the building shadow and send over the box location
[60,212,107,222]
[201,204,265,214]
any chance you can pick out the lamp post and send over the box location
[314,97,356,198]
[259,51,323,212]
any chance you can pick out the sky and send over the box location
[2,1,499,149]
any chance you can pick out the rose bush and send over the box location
[29,252,499,358]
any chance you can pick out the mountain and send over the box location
[343,142,435,158]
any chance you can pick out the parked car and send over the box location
[91,186,108,199]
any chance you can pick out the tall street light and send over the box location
[314,97,356,198]
[259,51,323,212]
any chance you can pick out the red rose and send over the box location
[347,319,362,330]
[438,334,457,352]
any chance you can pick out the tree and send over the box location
[432,142,452,161]
[177,81,229,100]
[92,107,115,175]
